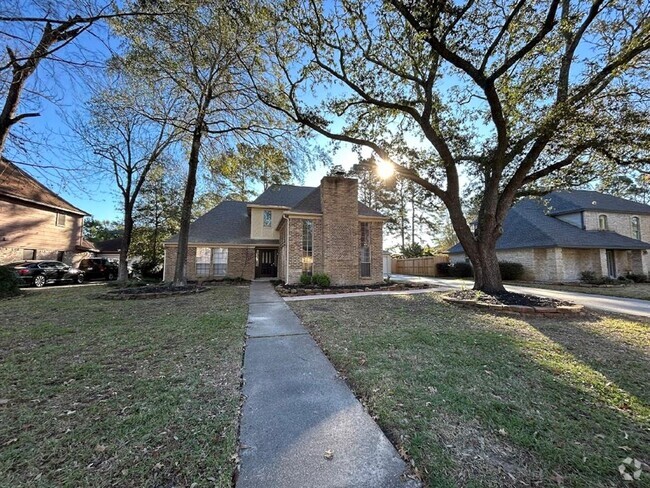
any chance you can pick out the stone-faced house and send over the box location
[163,176,386,285]
[449,190,650,282]
[0,159,95,265]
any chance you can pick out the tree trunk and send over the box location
[118,204,134,282]
[445,193,506,294]
[172,118,204,286]
[469,240,504,294]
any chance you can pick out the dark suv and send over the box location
[77,258,119,281]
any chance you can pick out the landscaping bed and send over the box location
[443,290,583,315]
[289,294,650,487]
[101,283,208,300]
[275,281,430,297]
[0,284,248,486]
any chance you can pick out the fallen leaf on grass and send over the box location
[95,444,106,453]
[153,462,163,470]
[3,438,17,446]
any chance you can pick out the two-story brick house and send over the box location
[449,190,650,282]
[163,176,387,285]
[0,159,95,265]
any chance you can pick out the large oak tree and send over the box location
[257,0,650,292]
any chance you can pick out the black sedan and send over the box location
[7,260,85,287]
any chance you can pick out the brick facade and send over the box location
[164,245,254,282]
[0,199,88,266]
[166,176,385,286]
[451,246,648,282]
[277,177,384,285]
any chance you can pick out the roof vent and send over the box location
[592,201,597,205]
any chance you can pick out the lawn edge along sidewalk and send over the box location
[236,281,420,488]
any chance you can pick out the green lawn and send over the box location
[290,293,650,487]
[512,281,650,301]
[0,284,248,487]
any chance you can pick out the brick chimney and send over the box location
[320,176,359,285]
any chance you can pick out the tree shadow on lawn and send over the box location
[291,296,650,487]
[525,312,650,406]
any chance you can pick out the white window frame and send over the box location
[360,222,371,277]
[212,248,228,276]
[196,247,211,277]
[263,210,273,228]
[631,216,641,240]
[598,214,608,230]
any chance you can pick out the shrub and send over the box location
[299,273,312,285]
[625,272,648,283]
[499,261,525,281]
[580,271,618,285]
[133,260,163,280]
[311,273,331,287]
[0,265,21,299]
[449,262,473,278]
[436,262,451,277]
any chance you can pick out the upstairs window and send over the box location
[598,214,608,230]
[631,216,641,240]
[55,212,66,227]
[263,210,272,227]
[23,249,36,260]
[302,220,313,276]
[360,222,371,277]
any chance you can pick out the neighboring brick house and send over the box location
[448,190,650,282]
[163,176,387,285]
[0,159,95,265]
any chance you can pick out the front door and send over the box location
[256,249,277,278]
[606,250,617,278]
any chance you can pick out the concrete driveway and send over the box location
[390,274,650,318]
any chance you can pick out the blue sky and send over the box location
[4,13,365,223]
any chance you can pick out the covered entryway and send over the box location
[255,249,277,278]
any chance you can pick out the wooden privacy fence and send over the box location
[391,255,449,277]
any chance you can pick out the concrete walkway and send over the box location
[390,274,650,318]
[237,281,418,488]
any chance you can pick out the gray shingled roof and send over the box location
[448,197,650,254]
[252,184,315,207]
[545,190,650,215]
[167,182,386,246]
[291,188,385,218]
[166,201,278,245]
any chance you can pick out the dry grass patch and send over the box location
[0,284,248,487]
[289,293,650,487]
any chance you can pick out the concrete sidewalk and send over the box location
[237,281,418,488]
[389,274,650,318]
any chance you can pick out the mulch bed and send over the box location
[100,284,208,300]
[275,281,430,297]
[443,290,583,315]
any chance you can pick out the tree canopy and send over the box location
[255,0,650,292]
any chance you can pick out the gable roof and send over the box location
[95,237,123,253]
[0,158,88,215]
[291,187,385,218]
[544,190,650,216]
[448,196,650,254]
[167,180,387,246]
[252,184,315,207]
[165,200,277,245]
